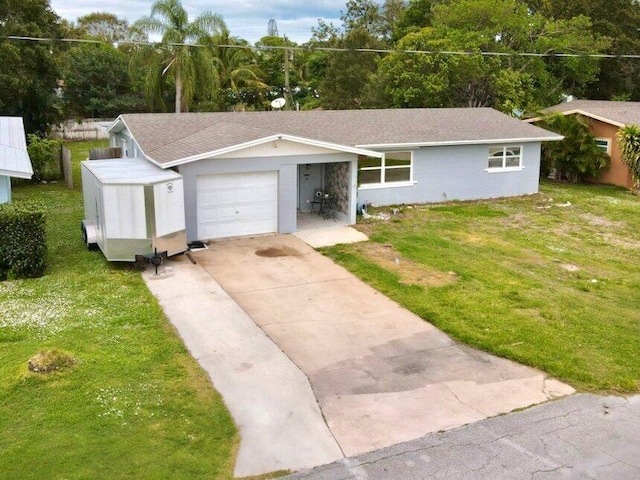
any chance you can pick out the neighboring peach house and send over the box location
[526,100,640,189]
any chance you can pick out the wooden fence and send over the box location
[51,119,113,140]
[61,147,73,190]
[88,147,122,160]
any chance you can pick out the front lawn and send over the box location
[324,181,640,392]
[0,141,237,479]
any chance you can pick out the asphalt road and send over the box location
[286,393,640,479]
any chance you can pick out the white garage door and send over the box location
[197,171,278,239]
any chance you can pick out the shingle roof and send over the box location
[115,108,561,166]
[543,100,640,127]
[0,117,33,179]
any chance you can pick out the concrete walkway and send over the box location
[286,393,640,479]
[193,235,575,459]
[143,256,343,478]
[293,226,369,248]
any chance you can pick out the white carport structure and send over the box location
[0,117,33,204]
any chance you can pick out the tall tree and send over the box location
[377,0,610,112]
[393,0,438,40]
[376,28,501,108]
[525,0,640,100]
[341,0,406,44]
[319,27,385,109]
[201,29,267,111]
[0,0,63,133]
[77,12,146,43]
[62,44,146,118]
[256,35,310,108]
[134,0,225,113]
[309,1,394,109]
[267,19,279,37]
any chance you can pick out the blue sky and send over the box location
[50,0,350,44]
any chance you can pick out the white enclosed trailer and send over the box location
[81,158,187,261]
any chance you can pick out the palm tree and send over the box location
[617,124,640,190]
[134,0,225,113]
[540,113,609,182]
[206,28,268,110]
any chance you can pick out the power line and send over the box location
[3,34,640,59]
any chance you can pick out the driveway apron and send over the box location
[193,235,575,458]
[143,255,343,477]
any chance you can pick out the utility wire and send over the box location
[3,34,640,59]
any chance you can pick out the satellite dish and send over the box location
[271,97,287,109]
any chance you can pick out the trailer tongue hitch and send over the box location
[135,248,168,275]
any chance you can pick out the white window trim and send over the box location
[358,151,414,187]
[485,166,525,173]
[595,138,611,155]
[358,180,417,190]
[486,145,523,172]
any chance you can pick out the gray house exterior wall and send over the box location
[357,142,542,207]
[106,118,547,242]
[177,152,358,241]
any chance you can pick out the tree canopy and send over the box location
[374,0,610,112]
[0,0,64,133]
[76,12,146,43]
[4,0,640,131]
[62,44,146,118]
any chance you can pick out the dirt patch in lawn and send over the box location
[581,213,626,228]
[600,233,640,250]
[353,242,459,288]
[560,264,580,272]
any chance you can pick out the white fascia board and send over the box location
[0,169,33,179]
[106,116,164,168]
[159,133,384,169]
[356,136,564,149]
[105,115,126,133]
[525,110,626,128]
[279,134,384,158]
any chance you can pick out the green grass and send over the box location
[324,181,640,393]
[0,141,237,479]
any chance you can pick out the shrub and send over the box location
[539,113,610,183]
[27,134,63,182]
[617,124,640,190]
[0,201,47,280]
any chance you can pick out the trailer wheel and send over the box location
[81,223,98,251]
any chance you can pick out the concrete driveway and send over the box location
[192,235,574,458]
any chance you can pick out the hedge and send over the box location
[27,134,63,183]
[0,201,47,280]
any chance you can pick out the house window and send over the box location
[595,138,611,154]
[359,151,412,186]
[488,146,522,170]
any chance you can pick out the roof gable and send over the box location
[537,100,640,128]
[115,108,561,167]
